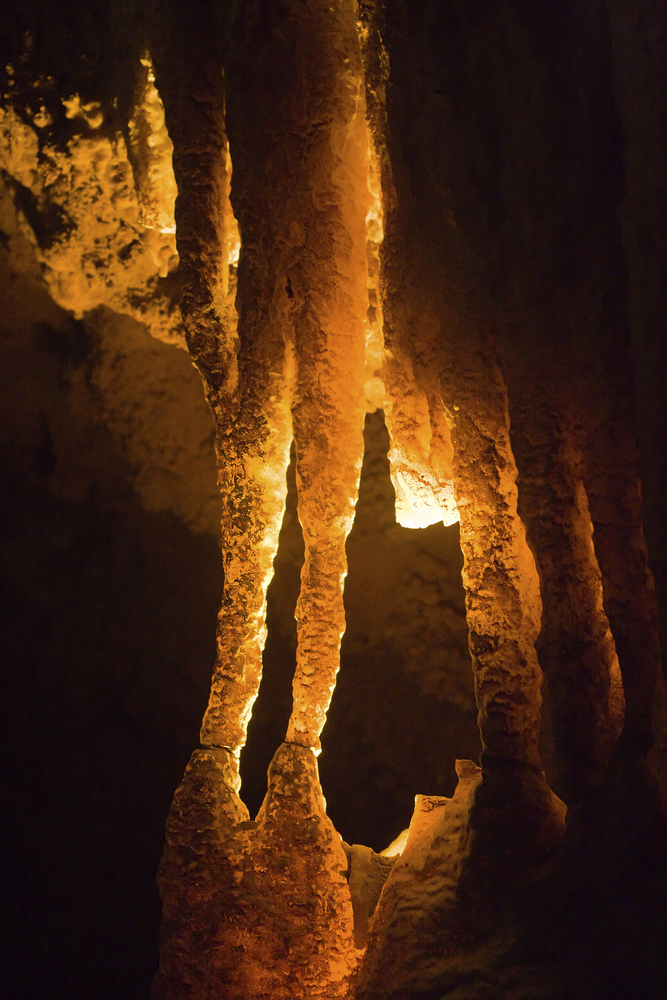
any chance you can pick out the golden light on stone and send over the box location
[153,3,567,992]
[1,4,665,998]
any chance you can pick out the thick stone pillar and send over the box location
[153,1,369,995]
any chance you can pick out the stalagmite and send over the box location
[357,761,483,1000]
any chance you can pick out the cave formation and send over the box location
[2,2,667,998]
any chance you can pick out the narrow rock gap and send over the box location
[321,410,479,852]
[239,441,303,819]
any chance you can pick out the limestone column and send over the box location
[282,2,369,753]
[154,2,370,996]
[154,7,294,771]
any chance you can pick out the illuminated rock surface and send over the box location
[152,3,370,992]
[154,743,356,1000]
[0,100,183,344]
[2,2,667,999]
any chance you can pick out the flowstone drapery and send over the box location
[149,2,664,998]
[1,1,667,998]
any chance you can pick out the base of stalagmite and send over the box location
[153,742,357,1000]
[153,747,567,999]
[150,741,667,1000]
[356,760,566,1000]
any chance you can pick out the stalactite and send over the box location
[373,173,459,532]
[510,397,625,802]
[154,11,294,765]
[284,18,369,753]
[362,0,561,804]
[445,355,545,771]
[128,53,178,242]
[359,15,458,535]
[584,411,661,759]
[151,13,301,996]
[362,142,385,414]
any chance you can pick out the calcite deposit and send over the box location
[154,743,356,1000]
[0,99,183,345]
[153,0,371,993]
[357,761,483,999]
[2,1,667,999]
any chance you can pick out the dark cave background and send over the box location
[1,1,667,998]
